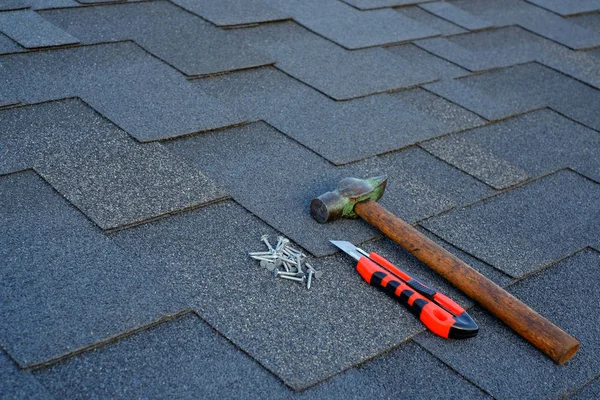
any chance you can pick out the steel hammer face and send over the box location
[310,176,387,223]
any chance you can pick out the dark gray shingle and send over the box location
[171,0,289,26]
[0,99,226,229]
[41,1,272,77]
[415,249,600,399]
[0,350,52,400]
[0,41,244,141]
[421,170,600,277]
[0,9,78,48]
[0,170,183,367]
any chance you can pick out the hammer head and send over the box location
[310,176,387,223]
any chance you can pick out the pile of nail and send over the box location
[249,235,322,290]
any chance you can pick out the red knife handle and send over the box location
[356,256,478,339]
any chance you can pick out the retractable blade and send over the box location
[331,240,478,339]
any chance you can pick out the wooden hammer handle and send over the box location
[355,200,580,364]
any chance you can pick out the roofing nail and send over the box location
[278,274,305,283]
[261,234,275,252]
[307,270,313,290]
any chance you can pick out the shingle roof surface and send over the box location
[0,0,599,398]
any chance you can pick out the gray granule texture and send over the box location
[41,1,272,76]
[341,0,433,10]
[396,6,467,36]
[0,31,22,54]
[0,9,78,48]
[0,99,227,229]
[527,0,600,16]
[171,0,289,26]
[416,26,600,90]
[0,170,183,367]
[194,67,483,165]
[421,170,600,278]
[164,121,492,257]
[415,249,600,399]
[425,63,600,130]
[241,21,465,100]
[34,314,292,399]
[0,350,53,400]
[426,0,600,50]
[422,109,600,185]
[419,1,493,31]
[262,0,439,49]
[0,41,245,141]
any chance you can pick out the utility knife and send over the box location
[331,240,478,339]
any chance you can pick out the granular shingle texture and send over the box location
[0,170,182,367]
[0,9,78,48]
[422,170,600,277]
[41,1,272,77]
[0,41,244,141]
[425,62,600,130]
[2,0,599,397]
[0,350,52,400]
[194,68,484,164]
[415,249,600,399]
[421,109,600,186]
[424,0,600,49]
[0,99,226,229]
[164,121,492,256]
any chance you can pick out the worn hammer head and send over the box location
[310,176,388,223]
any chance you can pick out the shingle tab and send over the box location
[0,9,78,48]
[164,121,493,256]
[0,350,51,400]
[0,32,22,54]
[41,1,272,77]
[425,0,600,49]
[571,377,600,400]
[396,6,467,35]
[342,0,433,9]
[419,1,493,30]
[415,249,600,399]
[194,68,483,164]
[241,22,465,100]
[0,0,28,11]
[34,314,290,399]
[422,109,600,186]
[0,99,227,229]
[528,0,600,16]
[416,26,600,89]
[262,0,439,49]
[422,170,600,277]
[425,63,600,130]
[0,170,183,367]
[0,42,244,141]
[171,0,289,26]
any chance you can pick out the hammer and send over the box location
[311,176,579,364]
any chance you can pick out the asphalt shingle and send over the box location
[341,0,433,9]
[0,32,22,54]
[570,12,600,32]
[416,26,600,90]
[41,1,272,77]
[571,377,600,400]
[0,9,78,48]
[0,99,226,229]
[171,0,289,26]
[421,170,600,278]
[419,1,493,30]
[34,314,488,399]
[34,313,289,399]
[424,0,600,50]
[164,121,493,256]
[0,0,29,10]
[0,41,244,141]
[240,21,465,100]
[195,68,484,164]
[396,6,467,36]
[262,0,439,49]
[414,248,600,399]
[0,350,51,400]
[425,62,600,130]
[0,170,183,367]
[421,109,600,187]
[528,0,600,16]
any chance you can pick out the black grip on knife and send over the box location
[406,279,436,300]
